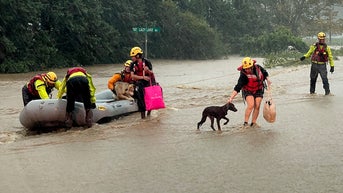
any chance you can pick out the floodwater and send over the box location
[0,56,342,193]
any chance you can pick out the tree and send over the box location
[0,0,47,72]
[257,0,343,36]
[46,0,118,66]
[151,0,224,59]
[100,0,145,61]
[1,0,342,73]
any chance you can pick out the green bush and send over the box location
[240,27,308,56]
[264,46,342,68]
[263,50,305,68]
[332,47,343,56]
[0,60,34,73]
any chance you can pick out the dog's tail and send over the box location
[197,116,207,129]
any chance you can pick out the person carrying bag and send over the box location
[144,74,165,111]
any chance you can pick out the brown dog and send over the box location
[197,103,237,131]
[114,82,135,101]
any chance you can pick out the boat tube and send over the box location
[19,90,138,129]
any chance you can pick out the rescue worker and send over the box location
[22,71,61,106]
[107,60,134,93]
[129,46,155,119]
[57,67,96,128]
[300,32,334,95]
[228,57,271,128]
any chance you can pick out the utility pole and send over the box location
[132,25,161,59]
[145,21,148,58]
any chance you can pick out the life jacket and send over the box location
[112,71,132,83]
[132,59,153,77]
[66,67,87,79]
[121,71,133,83]
[132,61,145,76]
[27,74,53,96]
[311,43,328,63]
[242,65,264,93]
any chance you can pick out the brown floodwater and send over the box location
[0,56,342,193]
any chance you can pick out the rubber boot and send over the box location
[310,79,316,94]
[324,84,330,95]
[85,109,93,128]
[65,112,73,128]
[325,89,331,95]
[141,111,146,119]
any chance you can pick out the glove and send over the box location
[330,66,334,73]
[90,103,96,109]
[300,56,305,61]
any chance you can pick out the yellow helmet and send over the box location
[242,57,253,69]
[43,71,58,84]
[124,60,132,67]
[317,32,326,40]
[130,47,143,57]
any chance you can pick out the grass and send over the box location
[263,39,343,68]
[263,50,305,68]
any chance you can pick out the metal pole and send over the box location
[145,21,148,58]
[145,30,148,58]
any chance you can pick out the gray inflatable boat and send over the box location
[19,90,138,129]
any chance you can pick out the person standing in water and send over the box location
[129,46,155,119]
[228,57,271,128]
[57,67,96,128]
[300,32,334,95]
[22,72,61,106]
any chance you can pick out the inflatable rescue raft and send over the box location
[19,90,138,129]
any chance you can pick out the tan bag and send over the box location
[263,89,276,123]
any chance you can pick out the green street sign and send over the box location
[147,27,160,32]
[132,27,160,32]
[131,26,161,59]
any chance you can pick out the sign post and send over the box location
[132,27,160,58]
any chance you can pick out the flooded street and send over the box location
[0,56,342,193]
